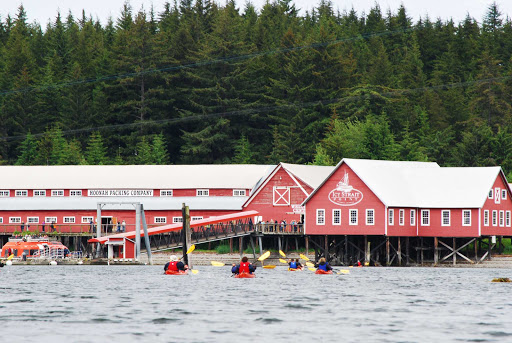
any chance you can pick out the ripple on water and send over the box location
[5,299,34,303]
[283,303,312,310]
[152,317,181,324]
[255,317,283,324]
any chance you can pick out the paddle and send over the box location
[258,250,271,261]
[307,267,316,272]
[279,250,286,257]
[305,261,315,267]
[183,244,199,274]
[211,261,225,267]
[299,253,310,261]
[7,254,14,260]
[279,258,288,264]
[263,265,276,269]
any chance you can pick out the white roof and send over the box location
[305,158,503,208]
[281,163,335,189]
[0,165,274,189]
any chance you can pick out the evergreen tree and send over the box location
[85,132,109,165]
[15,132,38,165]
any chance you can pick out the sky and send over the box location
[1,0,512,27]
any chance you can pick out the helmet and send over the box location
[170,255,178,261]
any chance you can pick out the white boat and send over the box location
[336,172,353,192]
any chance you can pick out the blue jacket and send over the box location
[289,261,297,269]
[317,262,332,271]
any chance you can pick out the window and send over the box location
[45,217,57,224]
[173,217,183,223]
[63,217,75,224]
[503,189,508,200]
[410,210,416,226]
[388,209,394,225]
[462,210,471,226]
[350,209,358,225]
[332,209,341,225]
[421,210,430,226]
[27,217,39,224]
[488,190,493,199]
[499,210,504,227]
[154,217,167,224]
[0,190,9,197]
[33,190,46,197]
[484,210,489,226]
[441,210,450,226]
[160,190,173,197]
[492,210,497,226]
[273,187,290,206]
[495,188,501,204]
[233,189,246,196]
[399,209,404,226]
[9,217,21,224]
[316,209,325,225]
[81,217,94,224]
[191,216,204,221]
[196,189,209,197]
[507,211,511,227]
[366,209,375,225]
[70,190,82,196]
[51,190,64,197]
[0,218,3,223]
[15,190,28,197]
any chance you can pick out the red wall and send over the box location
[244,167,310,223]
[481,174,512,236]
[304,163,385,235]
[386,207,417,236]
[417,208,479,237]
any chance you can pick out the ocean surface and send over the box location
[1,265,511,342]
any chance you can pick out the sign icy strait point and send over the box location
[328,172,363,206]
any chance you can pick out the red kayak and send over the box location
[315,269,333,275]
[234,272,255,278]
[165,269,188,275]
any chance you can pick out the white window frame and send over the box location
[399,209,404,226]
[441,210,450,226]
[421,210,430,226]
[499,210,504,227]
[410,210,416,226]
[196,189,209,197]
[191,216,204,221]
[349,209,358,225]
[388,209,394,225]
[0,190,9,197]
[45,217,57,224]
[332,209,341,225]
[70,190,82,196]
[9,217,21,224]
[507,211,511,227]
[233,189,246,196]
[63,217,75,224]
[484,210,489,226]
[154,217,167,224]
[273,186,290,206]
[33,190,46,197]
[51,190,64,197]
[488,190,493,199]
[27,217,39,224]
[81,217,94,224]
[160,190,173,197]
[502,189,507,200]
[0,218,3,223]
[495,188,501,204]
[462,210,471,226]
[316,209,325,225]
[366,209,375,225]
[173,217,183,223]
[15,190,28,197]
[492,210,497,226]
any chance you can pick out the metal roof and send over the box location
[0,196,247,211]
[281,163,336,189]
[0,165,274,189]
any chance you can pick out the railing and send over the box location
[255,223,304,235]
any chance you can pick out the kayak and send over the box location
[234,272,255,278]
[165,269,188,275]
[315,269,333,275]
[288,268,303,271]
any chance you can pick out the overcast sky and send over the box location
[2,0,511,26]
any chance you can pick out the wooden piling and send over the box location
[434,237,438,265]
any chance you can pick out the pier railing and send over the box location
[254,223,304,235]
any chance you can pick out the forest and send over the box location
[1,0,512,177]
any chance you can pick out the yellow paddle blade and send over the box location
[364,261,370,266]
[191,269,199,274]
[337,269,350,274]
[7,254,14,260]
[279,250,286,257]
[211,261,225,267]
[279,258,288,264]
[305,261,314,267]
[308,267,316,272]
[186,244,196,255]
[258,251,271,261]
[263,265,276,269]
[349,265,353,268]
[299,253,310,261]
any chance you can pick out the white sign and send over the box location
[88,189,154,197]
[292,205,305,214]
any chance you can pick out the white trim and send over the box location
[316,209,325,225]
[0,190,9,197]
[499,210,504,227]
[388,209,394,226]
[495,188,501,204]
[196,189,209,197]
[441,210,450,226]
[81,216,94,224]
[349,209,358,225]
[9,217,21,224]
[366,209,375,225]
[478,208,481,236]
[502,189,507,200]
[506,211,511,227]
[273,186,290,206]
[63,216,75,223]
[233,189,246,196]
[160,190,173,196]
[399,209,404,226]
[173,217,183,223]
[15,190,28,197]
[488,189,493,199]
[462,210,471,226]
[154,217,167,224]
[33,190,46,197]
[27,217,39,223]
[70,190,82,196]
[483,210,489,226]
[410,209,416,226]
[0,217,3,223]
[421,210,430,226]
[332,209,341,225]
[45,217,57,223]
[492,210,497,226]
[51,190,64,197]
[284,168,309,197]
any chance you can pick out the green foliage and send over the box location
[215,244,231,254]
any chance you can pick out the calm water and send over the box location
[1,265,511,342]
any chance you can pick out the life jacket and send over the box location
[289,261,297,269]
[168,261,178,271]
[318,262,328,271]
[239,262,250,273]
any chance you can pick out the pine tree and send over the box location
[85,132,109,165]
[151,133,169,164]
[15,132,38,165]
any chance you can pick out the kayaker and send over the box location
[232,256,256,275]
[315,257,333,272]
[164,255,188,272]
[288,259,298,269]
[295,258,303,270]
